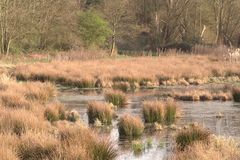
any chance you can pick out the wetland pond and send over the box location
[57,85,240,160]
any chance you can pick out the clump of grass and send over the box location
[0,92,31,109]
[132,140,145,155]
[66,110,80,122]
[232,87,240,102]
[112,81,131,92]
[176,126,210,151]
[92,139,117,160]
[44,103,66,122]
[105,90,127,107]
[0,133,19,160]
[164,101,178,125]
[143,100,179,125]
[58,125,117,160]
[0,109,45,136]
[118,114,144,139]
[17,131,59,160]
[87,101,114,125]
[143,101,163,124]
[170,136,240,160]
[24,82,56,103]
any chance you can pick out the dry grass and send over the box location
[0,76,117,160]
[87,101,114,125]
[143,101,164,124]
[44,103,66,122]
[105,90,127,107]
[0,108,47,136]
[118,114,144,139]
[0,133,19,160]
[14,55,240,88]
[176,126,210,151]
[143,100,179,125]
[173,90,232,101]
[17,131,60,160]
[170,136,240,160]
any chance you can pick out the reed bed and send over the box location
[87,101,114,125]
[118,114,144,139]
[13,55,240,88]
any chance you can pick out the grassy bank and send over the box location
[13,55,240,88]
[0,76,117,160]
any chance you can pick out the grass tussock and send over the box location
[0,133,19,160]
[105,90,127,107]
[232,87,240,102]
[176,126,210,151]
[170,136,240,160]
[143,101,163,124]
[17,131,59,160]
[118,114,144,139]
[0,108,46,136]
[173,90,232,101]
[58,125,117,160]
[44,103,66,122]
[0,77,117,160]
[13,55,240,88]
[164,101,178,125]
[143,100,179,125]
[0,92,31,109]
[87,101,114,125]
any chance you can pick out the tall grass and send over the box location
[143,101,163,123]
[143,100,179,125]
[164,101,177,125]
[87,101,114,125]
[176,126,210,151]
[17,131,59,160]
[105,90,127,107]
[170,136,240,160]
[44,103,66,122]
[0,109,46,136]
[118,114,144,139]
[0,78,117,160]
[14,55,240,88]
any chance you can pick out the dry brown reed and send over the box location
[14,55,240,88]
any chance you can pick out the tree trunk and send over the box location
[110,26,116,56]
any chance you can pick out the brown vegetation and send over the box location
[87,101,114,125]
[172,90,232,101]
[0,76,117,160]
[118,114,144,139]
[171,136,240,160]
[14,55,240,88]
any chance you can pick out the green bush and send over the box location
[79,11,112,48]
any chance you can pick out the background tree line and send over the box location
[0,0,240,55]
